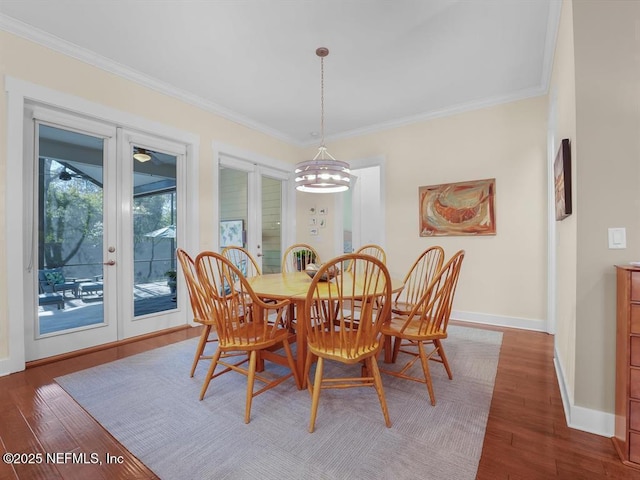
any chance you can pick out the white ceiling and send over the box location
[0,0,561,146]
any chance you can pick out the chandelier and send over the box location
[295,48,352,193]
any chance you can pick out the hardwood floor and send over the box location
[1,324,640,479]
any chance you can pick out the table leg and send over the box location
[293,298,306,389]
[253,304,266,372]
[383,334,393,363]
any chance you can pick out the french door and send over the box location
[25,108,186,361]
[218,155,290,273]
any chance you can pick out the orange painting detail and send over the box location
[419,179,496,236]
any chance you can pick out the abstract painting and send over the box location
[419,178,496,236]
[554,138,572,221]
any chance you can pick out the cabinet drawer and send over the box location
[631,369,640,399]
[631,401,640,431]
[632,306,640,334]
[632,337,640,366]
[632,432,640,463]
[632,273,640,301]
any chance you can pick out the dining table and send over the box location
[246,270,404,386]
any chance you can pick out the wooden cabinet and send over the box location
[614,265,640,468]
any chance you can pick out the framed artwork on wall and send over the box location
[419,178,496,236]
[220,219,244,247]
[554,138,572,221]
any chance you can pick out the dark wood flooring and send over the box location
[1,323,640,479]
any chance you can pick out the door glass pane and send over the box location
[37,125,105,335]
[219,167,248,248]
[132,147,178,317]
[261,175,282,273]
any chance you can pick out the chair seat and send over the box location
[308,340,380,364]
[382,316,447,341]
[38,293,65,309]
[218,323,290,350]
[391,301,414,316]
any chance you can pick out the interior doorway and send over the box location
[343,159,385,253]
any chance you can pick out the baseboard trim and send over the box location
[451,309,547,332]
[25,325,193,369]
[454,310,615,438]
[554,346,614,437]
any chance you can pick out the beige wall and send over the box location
[312,98,549,324]
[4,1,637,434]
[1,28,550,367]
[572,0,640,413]
[0,31,299,361]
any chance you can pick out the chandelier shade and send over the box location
[294,156,351,193]
[294,47,352,193]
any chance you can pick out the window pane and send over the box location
[132,148,177,317]
[37,125,105,335]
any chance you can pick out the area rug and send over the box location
[56,325,502,480]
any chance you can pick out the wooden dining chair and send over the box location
[195,251,301,423]
[281,243,320,273]
[303,253,392,432]
[221,246,261,277]
[347,244,387,311]
[380,250,465,406]
[349,244,386,268]
[392,246,444,316]
[387,246,445,362]
[177,248,217,378]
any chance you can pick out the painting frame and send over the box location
[554,138,572,221]
[419,178,496,237]
[220,219,245,247]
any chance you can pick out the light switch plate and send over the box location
[608,227,627,249]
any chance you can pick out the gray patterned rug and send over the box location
[56,325,502,480]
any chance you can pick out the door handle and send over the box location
[256,253,263,257]
[103,260,116,266]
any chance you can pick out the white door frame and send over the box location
[24,109,120,360]
[212,141,295,263]
[3,76,199,374]
[333,155,386,256]
[118,130,189,339]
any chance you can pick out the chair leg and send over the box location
[367,356,391,428]
[303,348,314,391]
[199,348,222,400]
[417,342,436,406]
[433,339,453,380]
[308,357,324,433]
[282,338,302,389]
[245,350,257,424]
[190,325,211,377]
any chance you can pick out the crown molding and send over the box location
[0,14,301,146]
[1,0,561,149]
[310,85,548,147]
[319,1,561,146]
